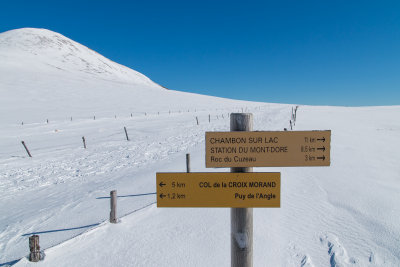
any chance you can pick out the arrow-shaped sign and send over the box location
[159,193,166,199]
[317,146,326,152]
[159,182,166,187]
[317,155,326,161]
[317,137,326,142]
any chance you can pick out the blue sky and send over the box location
[1,0,399,106]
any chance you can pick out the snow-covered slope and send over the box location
[0,28,155,85]
[1,28,399,267]
[0,28,246,125]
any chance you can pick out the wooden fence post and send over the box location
[29,235,40,262]
[21,141,32,157]
[292,107,294,120]
[186,153,191,173]
[82,136,86,149]
[124,127,129,141]
[209,114,211,123]
[290,120,292,130]
[196,116,199,125]
[230,113,253,267]
[110,190,117,223]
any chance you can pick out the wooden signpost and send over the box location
[206,130,331,167]
[156,172,280,208]
[156,112,331,267]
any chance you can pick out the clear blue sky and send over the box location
[1,0,399,106]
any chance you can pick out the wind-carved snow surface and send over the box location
[0,28,400,266]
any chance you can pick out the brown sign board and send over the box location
[157,172,280,208]
[206,130,331,167]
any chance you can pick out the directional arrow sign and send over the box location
[157,172,280,208]
[206,130,331,167]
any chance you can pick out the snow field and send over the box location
[1,28,399,267]
[0,104,290,265]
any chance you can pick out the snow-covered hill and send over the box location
[0,28,246,125]
[0,28,399,267]
[0,28,156,85]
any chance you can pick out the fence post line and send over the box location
[186,153,191,173]
[110,190,117,223]
[29,235,40,262]
[230,113,253,267]
[82,136,86,149]
[124,127,129,141]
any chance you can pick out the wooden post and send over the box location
[131,113,132,117]
[22,121,24,125]
[124,127,129,141]
[209,114,211,123]
[29,235,40,262]
[186,153,190,173]
[110,190,117,223]
[292,107,294,120]
[21,141,32,157]
[82,136,86,149]
[230,113,253,267]
[290,120,292,130]
[196,116,199,125]
[94,116,96,120]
